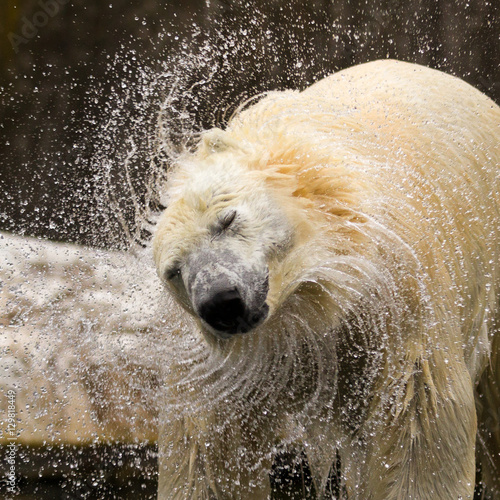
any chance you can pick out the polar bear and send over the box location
[152,60,500,499]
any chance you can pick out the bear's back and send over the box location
[226,59,500,376]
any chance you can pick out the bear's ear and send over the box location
[199,128,239,156]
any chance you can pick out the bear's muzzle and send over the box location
[185,248,269,338]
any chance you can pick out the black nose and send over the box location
[198,287,247,334]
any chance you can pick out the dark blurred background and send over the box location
[0,0,499,250]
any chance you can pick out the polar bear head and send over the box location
[153,120,370,342]
[153,130,306,340]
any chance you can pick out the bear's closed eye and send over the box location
[218,210,237,232]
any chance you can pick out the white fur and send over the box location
[153,60,500,499]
